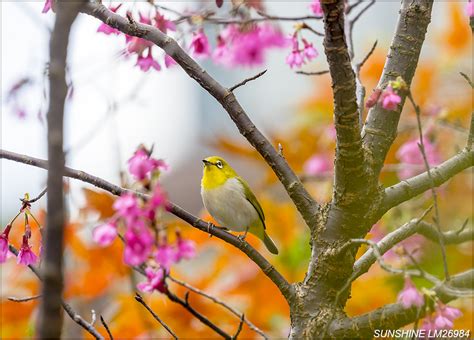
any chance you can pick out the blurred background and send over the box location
[1,1,472,338]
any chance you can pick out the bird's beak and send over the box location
[202,159,212,166]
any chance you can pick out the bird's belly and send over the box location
[201,179,259,231]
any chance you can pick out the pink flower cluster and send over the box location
[422,303,462,331]
[396,136,440,179]
[205,24,288,67]
[92,147,196,293]
[1,223,38,266]
[397,278,463,331]
[286,35,318,69]
[95,6,176,72]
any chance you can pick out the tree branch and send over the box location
[134,293,178,339]
[8,245,104,339]
[0,149,296,304]
[329,269,474,338]
[362,0,434,177]
[381,149,473,213]
[39,2,83,338]
[353,210,473,281]
[321,0,368,203]
[79,2,318,229]
[166,290,231,339]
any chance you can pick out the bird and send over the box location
[200,156,279,255]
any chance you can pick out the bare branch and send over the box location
[459,72,473,88]
[232,314,245,339]
[100,315,114,340]
[408,92,449,280]
[0,149,296,304]
[8,245,104,339]
[8,294,42,302]
[329,270,474,338]
[39,2,84,338]
[166,290,231,339]
[229,70,267,92]
[381,149,473,213]
[134,293,178,339]
[21,187,47,204]
[362,0,434,177]
[357,40,378,70]
[295,70,329,76]
[79,2,318,229]
[168,276,268,339]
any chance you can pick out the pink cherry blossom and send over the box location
[17,235,38,266]
[440,305,462,320]
[0,224,12,263]
[127,148,167,180]
[42,0,52,13]
[155,243,178,270]
[92,222,117,247]
[396,136,440,179]
[144,185,167,220]
[176,238,196,261]
[154,12,176,33]
[286,38,305,69]
[302,39,318,61]
[397,277,424,308]
[310,0,323,16]
[126,37,153,56]
[303,155,331,176]
[113,193,141,221]
[467,0,473,17]
[421,315,437,332]
[190,31,211,58]
[380,86,401,111]
[434,314,453,329]
[137,267,167,293]
[97,24,120,35]
[365,88,382,108]
[123,227,154,266]
[136,49,162,72]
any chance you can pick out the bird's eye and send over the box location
[216,161,223,169]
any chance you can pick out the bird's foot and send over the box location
[237,230,249,242]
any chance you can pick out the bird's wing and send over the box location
[237,177,266,229]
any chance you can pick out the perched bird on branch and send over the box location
[201,156,279,254]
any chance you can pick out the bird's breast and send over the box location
[201,178,259,231]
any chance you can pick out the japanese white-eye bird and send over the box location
[200,156,279,255]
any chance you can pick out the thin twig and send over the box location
[166,290,231,339]
[168,276,268,339]
[357,40,378,70]
[229,70,267,92]
[232,314,245,339]
[21,187,47,204]
[8,294,42,302]
[408,92,450,281]
[295,69,329,76]
[459,72,474,88]
[302,23,325,37]
[134,293,178,339]
[100,315,114,340]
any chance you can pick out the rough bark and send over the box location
[362,0,434,178]
[38,2,82,338]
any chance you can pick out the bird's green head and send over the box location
[201,156,238,190]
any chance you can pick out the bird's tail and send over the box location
[262,231,279,255]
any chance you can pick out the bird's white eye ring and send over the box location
[216,161,223,169]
